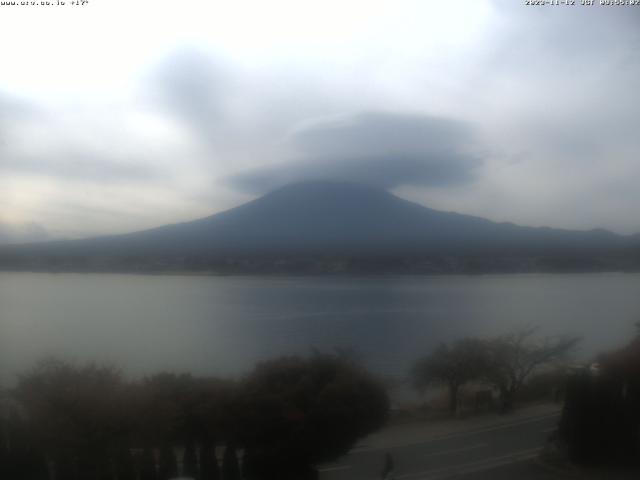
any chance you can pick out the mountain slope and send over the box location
[0,181,636,272]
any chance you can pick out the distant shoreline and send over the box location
[0,265,636,277]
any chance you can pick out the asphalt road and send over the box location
[319,410,560,480]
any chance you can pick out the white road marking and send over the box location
[318,465,352,472]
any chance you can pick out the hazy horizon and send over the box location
[4,179,640,248]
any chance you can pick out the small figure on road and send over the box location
[381,452,395,479]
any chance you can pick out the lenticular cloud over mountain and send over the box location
[229,112,482,194]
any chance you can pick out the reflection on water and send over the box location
[1,272,639,385]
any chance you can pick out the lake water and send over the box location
[1,272,639,386]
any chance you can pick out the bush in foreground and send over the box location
[237,353,390,480]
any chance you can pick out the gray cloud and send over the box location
[229,112,481,193]
[0,222,49,246]
[150,49,233,141]
[0,152,161,184]
[0,87,165,185]
[146,48,348,166]
[0,91,38,149]
[0,91,35,121]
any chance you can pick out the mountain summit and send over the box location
[0,181,636,273]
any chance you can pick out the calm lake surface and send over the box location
[1,272,639,385]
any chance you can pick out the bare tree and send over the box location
[412,338,489,415]
[485,327,580,413]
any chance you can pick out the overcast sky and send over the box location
[0,0,639,244]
